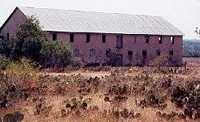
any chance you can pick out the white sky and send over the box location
[0,0,200,39]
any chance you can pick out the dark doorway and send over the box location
[128,51,133,65]
[142,50,147,65]
[115,54,123,66]
[107,52,123,66]
[116,35,123,49]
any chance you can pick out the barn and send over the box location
[0,7,183,66]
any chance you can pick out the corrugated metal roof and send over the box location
[18,7,183,36]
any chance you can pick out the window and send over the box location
[73,48,80,57]
[169,50,174,56]
[6,33,9,40]
[142,50,147,58]
[159,36,162,44]
[0,35,3,40]
[128,51,133,61]
[86,33,90,43]
[156,49,161,56]
[116,34,123,48]
[145,35,150,44]
[128,51,133,56]
[106,48,111,57]
[134,36,137,43]
[102,34,106,43]
[70,33,74,43]
[52,33,57,41]
[170,36,175,44]
[89,48,95,57]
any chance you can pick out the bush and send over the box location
[170,86,188,108]
[170,81,200,119]
[150,55,170,67]
[5,58,38,82]
[106,51,122,66]
[40,40,72,68]
[34,97,53,115]
[0,39,12,57]
[64,97,92,111]
[21,38,42,60]
[71,57,83,67]
[0,55,10,70]
[0,58,38,108]
[2,111,24,122]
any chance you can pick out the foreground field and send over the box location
[1,58,200,122]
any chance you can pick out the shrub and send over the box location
[77,77,101,95]
[112,108,141,119]
[139,90,166,108]
[150,55,170,68]
[21,38,42,60]
[0,58,38,108]
[0,55,10,70]
[5,58,38,82]
[105,84,130,103]
[63,97,92,116]
[106,51,121,66]
[71,57,83,67]
[156,111,185,120]
[0,38,13,57]
[2,111,24,122]
[40,40,72,68]
[170,86,188,108]
[34,97,53,115]
[108,84,129,96]
[170,81,200,119]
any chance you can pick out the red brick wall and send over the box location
[46,32,183,66]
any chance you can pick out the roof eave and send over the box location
[45,30,183,36]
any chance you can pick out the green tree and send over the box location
[16,16,45,41]
[14,16,46,59]
[195,27,200,37]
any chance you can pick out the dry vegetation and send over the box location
[1,58,200,122]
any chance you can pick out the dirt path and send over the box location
[40,71,111,78]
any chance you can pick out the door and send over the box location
[114,54,123,66]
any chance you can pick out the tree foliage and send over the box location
[14,16,46,59]
[16,16,45,41]
[21,38,42,60]
[183,41,200,57]
[0,38,11,57]
[195,27,200,37]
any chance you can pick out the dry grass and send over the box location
[1,58,200,122]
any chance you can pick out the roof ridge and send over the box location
[18,6,161,18]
